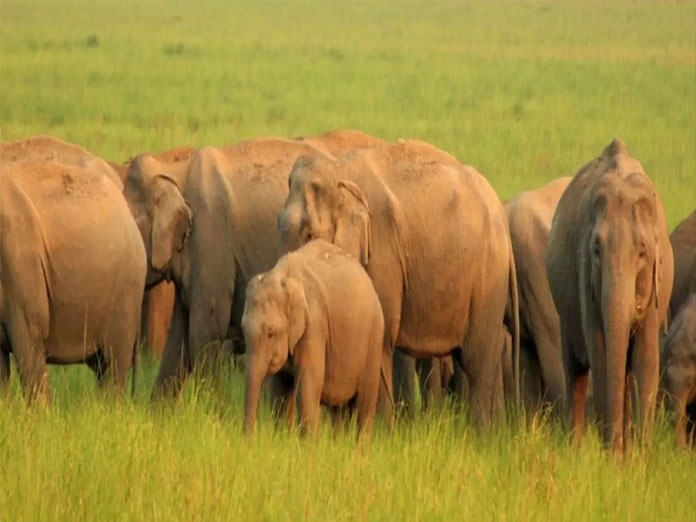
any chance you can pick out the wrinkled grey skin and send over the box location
[668,211,696,319]
[243,240,384,438]
[504,177,571,414]
[660,294,696,446]
[122,131,384,398]
[278,140,520,430]
[546,139,674,452]
[0,136,146,402]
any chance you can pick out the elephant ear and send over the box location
[334,180,371,267]
[284,276,308,356]
[652,241,660,313]
[151,174,193,272]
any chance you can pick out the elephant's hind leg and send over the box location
[356,367,380,440]
[0,348,10,390]
[10,315,49,404]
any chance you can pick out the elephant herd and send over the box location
[0,132,694,450]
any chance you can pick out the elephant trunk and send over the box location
[244,348,271,436]
[601,267,634,451]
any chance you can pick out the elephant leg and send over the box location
[449,352,469,404]
[356,364,380,440]
[0,348,10,390]
[86,349,107,383]
[295,367,322,438]
[270,371,295,431]
[630,309,659,445]
[152,294,190,400]
[187,296,233,384]
[416,357,443,412]
[461,327,504,431]
[102,331,136,396]
[377,341,395,428]
[531,318,566,417]
[561,327,590,444]
[10,317,49,404]
[392,350,416,416]
[329,405,350,435]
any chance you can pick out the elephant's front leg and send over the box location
[295,364,324,438]
[630,307,660,445]
[152,294,190,399]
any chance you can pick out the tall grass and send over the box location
[1,1,695,520]
[2,359,695,521]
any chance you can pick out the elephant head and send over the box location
[122,155,193,288]
[581,140,665,444]
[242,270,308,434]
[278,156,371,266]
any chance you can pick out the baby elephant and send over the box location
[660,293,696,446]
[242,239,385,438]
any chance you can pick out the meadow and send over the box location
[1,0,695,520]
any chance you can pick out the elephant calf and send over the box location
[661,294,696,447]
[242,239,384,438]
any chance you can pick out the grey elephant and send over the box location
[122,131,385,398]
[660,293,696,446]
[0,136,146,401]
[668,210,696,319]
[546,139,673,452]
[504,177,571,413]
[243,239,384,438]
[278,139,520,429]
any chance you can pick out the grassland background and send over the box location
[1,0,695,520]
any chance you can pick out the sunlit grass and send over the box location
[2,359,695,521]
[1,0,695,520]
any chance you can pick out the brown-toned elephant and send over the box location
[546,139,673,452]
[668,210,696,319]
[504,177,571,413]
[660,293,696,446]
[0,136,146,401]
[141,281,176,356]
[112,150,191,358]
[243,239,384,438]
[123,131,382,398]
[278,140,520,429]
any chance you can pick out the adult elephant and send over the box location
[546,139,673,452]
[504,177,571,413]
[114,148,194,357]
[123,131,381,397]
[0,136,146,401]
[668,210,696,319]
[278,140,520,429]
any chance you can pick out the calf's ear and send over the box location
[284,276,308,355]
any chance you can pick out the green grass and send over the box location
[1,0,695,520]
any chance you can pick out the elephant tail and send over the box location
[131,325,140,401]
[380,364,395,411]
[508,244,521,408]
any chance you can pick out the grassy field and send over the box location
[1,0,695,520]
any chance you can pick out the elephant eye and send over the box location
[305,230,314,242]
[267,329,275,339]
